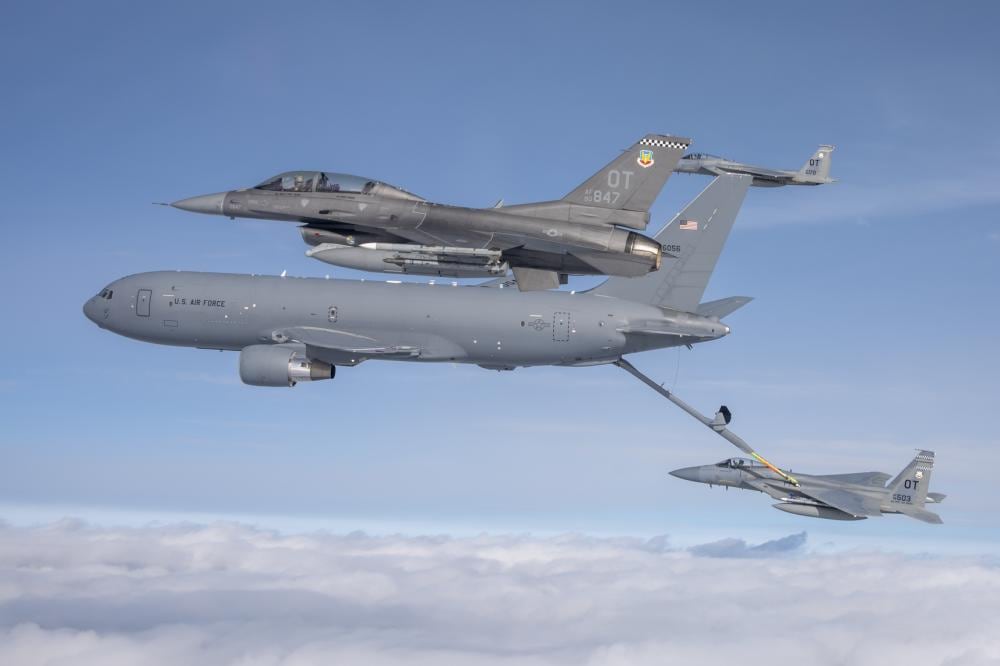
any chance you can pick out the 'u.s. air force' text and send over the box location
[170,297,226,307]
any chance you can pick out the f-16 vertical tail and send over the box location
[589,174,751,313]
[795,145,835,183]
[887,450,942,523]
[562,134,691,215]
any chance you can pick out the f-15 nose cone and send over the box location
[171,192,226,215]
[669,467,702,482]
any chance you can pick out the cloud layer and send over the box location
[0,521,998,665]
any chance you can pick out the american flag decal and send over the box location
[678,220,698,231]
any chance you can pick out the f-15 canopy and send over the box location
[716,457,766,469]
[682,153,727,160]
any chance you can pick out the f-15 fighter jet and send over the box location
[672,450,945,523]
[169,134,691,291]
[663,398,944,523]
[674,145,835,187]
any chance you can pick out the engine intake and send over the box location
[239,345,334,387]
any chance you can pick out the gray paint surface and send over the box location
[85,176,750,379]
[674,145,835,187]
[671,450,944,524]
[170,134,692,286]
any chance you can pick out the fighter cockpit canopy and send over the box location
[255,171,377,194]
[683,153,727,161]
[716,457,764,469]
[253,171,424,200]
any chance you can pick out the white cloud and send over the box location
[0,521,998,666]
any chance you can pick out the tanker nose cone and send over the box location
[669,466,702,482]
[171,192,226,215]
[83,298,98,324]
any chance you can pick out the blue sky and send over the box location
[1,1,998,551]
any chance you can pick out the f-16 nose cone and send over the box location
[171,192,226,215]
[669,467,701,482]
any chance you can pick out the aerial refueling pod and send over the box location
[239,345,334,387]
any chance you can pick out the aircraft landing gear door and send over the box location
[136,289,151,317]
[553,312,570,342]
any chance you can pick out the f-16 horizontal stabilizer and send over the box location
[511,267,561,291]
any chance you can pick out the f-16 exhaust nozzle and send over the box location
[306,243,508,278]
[624,232,662,270]
[772,502,865,521]
[170,192,227,215]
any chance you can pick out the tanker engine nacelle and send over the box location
[239,345,334,387]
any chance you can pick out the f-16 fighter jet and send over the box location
[674,145,835,187]
[86,176,750,385]
[672,450,945,523]
[169,134,691,290]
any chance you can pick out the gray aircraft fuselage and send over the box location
[670,456,943,522]
[83,271,728,369]
[175,180,661,279]
[673,145,835,188]
[169,134,695,286]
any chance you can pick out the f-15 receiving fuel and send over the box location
[671,450,945,523]
[87,175,750,385]
[674,145,835,187]
[169,134,692,291]
[654,390,945,523]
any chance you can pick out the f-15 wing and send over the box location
[707,164,790,181]
[747,476,883,518]
[796,486,884,518]
[813,472,891,487]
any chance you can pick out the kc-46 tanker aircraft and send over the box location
[87,175,750,386]
[169,134,693,291]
